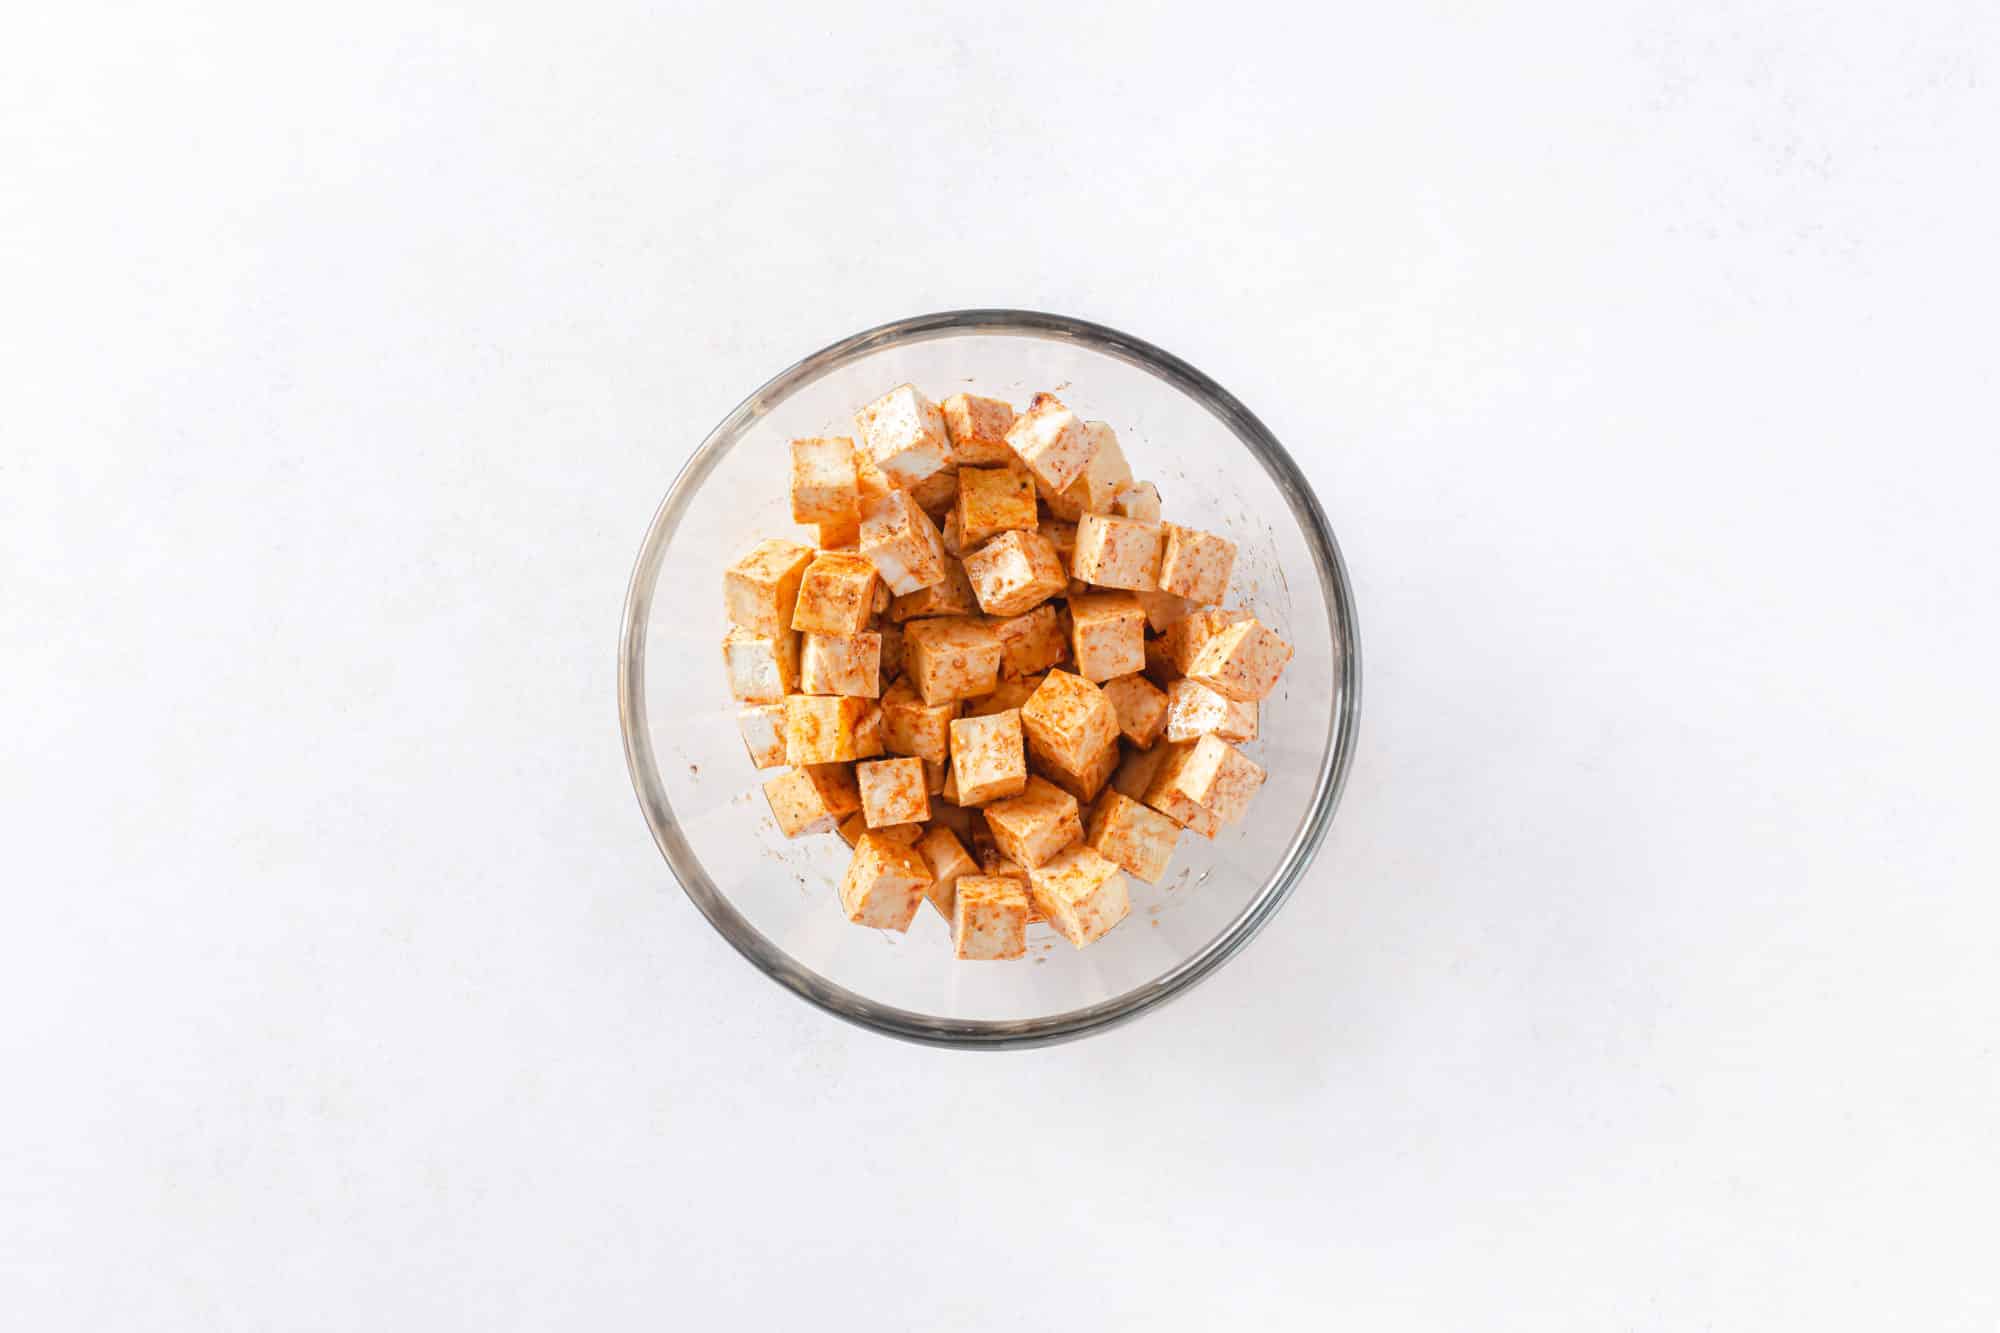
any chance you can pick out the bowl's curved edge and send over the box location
[618,309,1362,1049]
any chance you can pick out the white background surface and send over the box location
[5,3,1997,1328]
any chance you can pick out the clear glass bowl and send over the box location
[618,311,1361,1047]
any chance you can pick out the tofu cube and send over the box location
[816,513,861,550]
[1112,741,1168,802]
[722,626,800,703]
[1034,469,1084,522]
[908,463,960,519]
[953,876,1031,960]
[940,393,1018,466]
[879,676,958,764]
[1020,671,1118,775]
[855,450,894,501]
[736,702,788,769]
[1072,514,1164,591]
[1144,734,1265,827]
[1068,592,1147,682]
[962,529,1066,617]
[853,383,952,488]
[801,762,862,818]
[878,623,905,679]
[981,775,1083,869]
[1031,732,1120,804]
[790,552,879,637]
[724,538,815,635]
[990,603,1065,677]
[789,437,860,525]
[761,767,842,838]
[784,694,883,765]
[1053,421,1131,516]
[837,813,922,848]
[1135,589,1191,634]
[1163,677,1258,744]
[915,826,979,923]
[1101,673,1169,747]
[956,465,1039,548]
[799,631,882,698]
[1004,392,1097,494]
[1163,607,1252,673]
[1085,791,1181,884]
[1111,481,1162,523]
[1158,524,1237,605]
[904,616,1003,705]
[1027,845,1131,948]
[1185,618,1294,702]
[839,832,932,931]
[965,673,1043,717]
[858,490,948,596]
[940,507,963,557]
[856,756,929,828]
[888,557,978,622]
[948,708,1028,806]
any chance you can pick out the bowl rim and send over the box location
[619,309,1362,1049]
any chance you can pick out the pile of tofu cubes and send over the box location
[722,385,1294,961]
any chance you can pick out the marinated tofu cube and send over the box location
[1144,734,1265,826]
[857,756,929,828]
[790,437,860,525]
[1004,392,1097,494]
[1072,514,1164,591]
[1135,589,1191,634]
[1158,524,1237,605]
[990,603,1065,677]
[837,813,922,847]
[784,694,883,765]
[1068,592,1147,682]
[965,673,1044,717]
[1020,670,1118,775]
[948,708,1028,806]
[915,826,979,923]
[722,626,800,703]
[1031,732,1120,804]
[1163,677,1258,744]
[1038,519,1078,573]
[940,507,964,557]
[839,832,932,931]
[878,623,905,680]
[791,552,879,637]
[1034,469,1084,522]
[1112,741,1169,801]
[736,702,788,769]
[1085,791,1181,884]
[1027,844,1131,948]
[953,876,1031,960]
[800,631,882,698]
[858,490,948,596]
[1052,421,1132,516]
[724,538,815,635]
[1162,607,1252,674]
[940,392,1018,466]
[762,767,842,838]
[855,450,894,501]
[801,762,862,818]
[904,616,1003,705]
[957,465,1039,548]
[1111,482,1162,523]
[1185,617,1294,702]
[963,529,1066,617]
[853,383,952,488]
[908,464,960,519]
[879,676,958,764]
[1101,673,1169,747]
[817,513,861,550]
[888,557,978,621]
[982,775,1083,869]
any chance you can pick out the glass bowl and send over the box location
[618,310,1361,1048]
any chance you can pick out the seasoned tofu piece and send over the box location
[1027,845,1131,948]
[784,694,883,765]
[940,507,964,557]
[816,513,861,550]
[953,875,1031,960]
[1072,514,1164,591]
[878,623,905,680]
[1135,589,1191,634]
[839,832,932,931]
[948,708,1028,806]
[940,392,1017,466]
[799,631,883,698]
[858,490,949,596]
[1004,392,1097,494]
[791,552,879,637]
[956,464,1039,548]
[879,676,958,764]
[904,615,1003,705]
[1031,732,1120,804]
[964,673,1043,717]
[1185,618,1293,702]
[989,603,1066,677]
[856,756,929,828]
[1068,592,1146,682]
[1111,741,1168,802]
[801,762,862,818]
[1038,519,1078,573]
[722,626,800,703]
[1020,670,1118,775]
[982,775,1083,869]
[908,464,960,519]
[1101,673,1169,748]
[963,529,1066,617]
[1053,421,1132,516]
[789,437,860,525]
[1162,607,1252,674]
[1144,734,1265,827]
[888,556,978,621]
[761,767,843,838]
[724,538,815,635]
[837,813,923,847]
[1111,481,1161,523]
[1085,791,1181,884]
[915,826,979,923]
[1163,677,1258,744]
[1158,524,1237,605]
[736,702,788,769]
[853,383,952,488]
[1034,470,1084,523]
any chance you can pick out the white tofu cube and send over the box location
[1085,791,1180,884]
[722,626,800,703]
[839,832,932,931]
[981,775,1083,869]
[915,826,980,923]
[1027,845,1131,948]
[962,529,1066,617]
[956,465,1039,548]
[1003,392,1097,494]
[724,538,815,635]
[789,437,860,525]
[1072,514,1164,591]
[856,756,930,828]
[1185,617,1294,702]
[859,490,949,596]
[1111,481,1161,523]
[948,708,1028,806]
[1102,673,1169,747]
[879,676,958,763]
[784,694,884,765]
[1020,670,1118,775]
[1068,592,1147,682]
[1163,677,1257,744]
[904,616,1003,705]
[761,767,841,838]
[940,393,1018,466]
[790,552,879,637]
[736,703,787,769]
[953,875,1031,959]
[1158,524,1237,605]
[799,631,882,698]
[854,384,952,488]
[990,603,1066,677]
